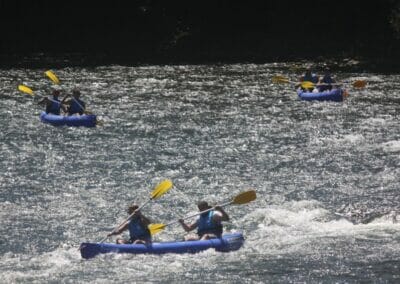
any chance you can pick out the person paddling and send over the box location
[62,89,86,115]
[108,203,152,244]
[178,201,229,241]
[317,69,336,92]
[297,69,319,92]
[38,89,66,115]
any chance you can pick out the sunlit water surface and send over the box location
[1,63,399,283]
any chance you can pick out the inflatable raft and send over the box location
[80,232,244,259]
[40,111,97,127]
[297,88,346,102]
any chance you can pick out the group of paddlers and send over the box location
[39,88,87,116]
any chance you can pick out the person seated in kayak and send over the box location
[317,70,336,92]
[108,203,152,244]
[38,89,66,115]
[297,69,319,92]
[178,201,229,241]
[61,89,86,115]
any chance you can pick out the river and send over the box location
[1,62,399,283]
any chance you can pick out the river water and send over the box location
[1,63,399,283]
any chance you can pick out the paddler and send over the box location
[108,203,152,244]
[61,88,86,115]
[317,68,336,92]
[297,69,319,91]
[38,88,66,115]
[178,201,229,241]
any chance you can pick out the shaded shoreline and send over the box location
[1,51,399,74]
[1,1,399,72]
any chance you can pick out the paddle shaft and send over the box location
[274,76,365,89]
[22,89,61,105]
[163,200,233,228]
[98,198,153,243]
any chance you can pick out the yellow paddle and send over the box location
[272,75,314,89]
[45,70,60,84]
[352,80,367,88]
[272,75,367,89]
[18,85,34,96]
[298,80,367,89]
[18,84,60,104]
[99,179,173,243]
[272,75,290,84]
[148,190,256,235]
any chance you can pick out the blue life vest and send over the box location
[321,75,334,84]
[197,210,223,237]
[68,98,85,115]
[128,216,151,242]
[46,97,61,115]
[318,75,335,92]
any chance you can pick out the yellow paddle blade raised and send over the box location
[18,85,34,96]
[148,223,166,235]
[352,80,366,88]
[272,75,290,84]
[45,70,60,84]
[232,190,257,205]
[150,179,173,199]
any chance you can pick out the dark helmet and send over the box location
[197,201,212,211]
[72,89,81,97]
[127,203,139,214]
[52,89,60,96]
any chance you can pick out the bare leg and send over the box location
[200,234,218,240]
[116,238,130,244]
[133,239,151,245]
[184,234,200,241]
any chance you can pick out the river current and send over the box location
[1,63,399,283]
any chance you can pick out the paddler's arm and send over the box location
[178,219,197,232]
[107,222,129,236]
[60,95,70,113]
[61,94,71,104]
[213,206,229,222]
[38,97,49,106]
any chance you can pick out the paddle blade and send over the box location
[18,85,34,96]
[272,75,289,84]
[150,179,173,199]
[353,80,366,88]
[300,81,315,89]
[148,223,166,235]
[232,190,257,205]
[45,70,60,84]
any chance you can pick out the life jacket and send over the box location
[68,98,85,115]
[318,75,335,92]
[128,216,151,242]
[301,73,319,84]
[321,75,334,84]
[46,97,61,115]
[197,210,223,237]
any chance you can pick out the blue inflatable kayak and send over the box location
[40,111,97,127]
[297,88,346,102]
[80,232,245,259]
